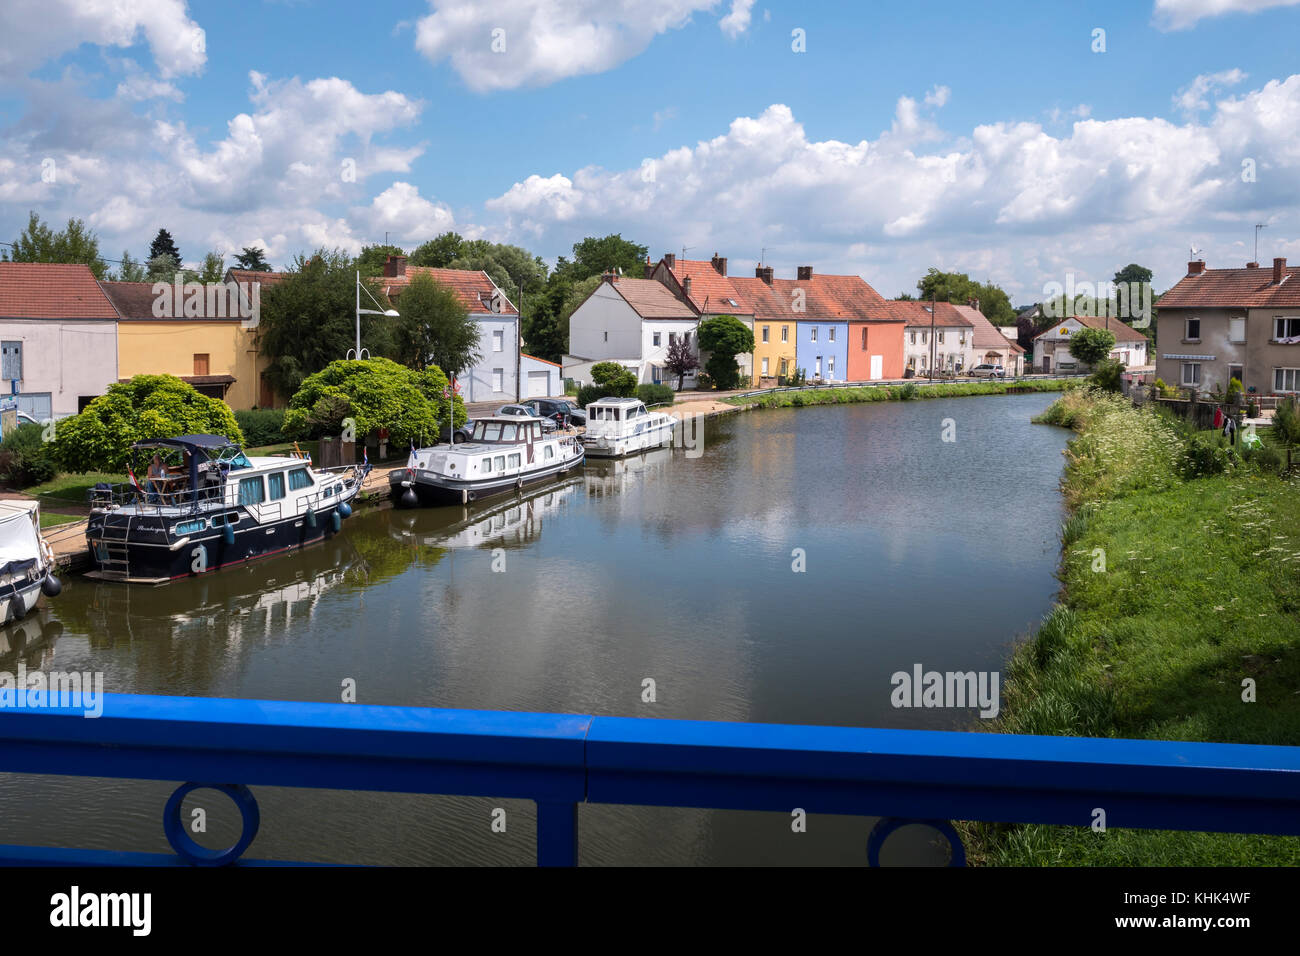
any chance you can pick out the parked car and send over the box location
[522,398,586,427]
[495,404,557,432]
[968,364,1006,379]
[444,419,474,443]
[16,411,39,427]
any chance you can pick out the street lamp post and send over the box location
[349,270,399,360]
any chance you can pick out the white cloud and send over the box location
[720,0,755,38]
[1153,0,1300,30]
[413,0,730,91]
[1174,68,1247,114]
[359,182,457,242]
[924,85,951,108]
[0,0,206,81]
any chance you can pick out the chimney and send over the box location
[967,297,980,312]
[602,270,617,284]
[756,265,774,284]
[1246,261,1260,269]
[1274,257,1287,284]
[384,254,407,278]
[644,255,653,279]
[796,265,813,281]
[1188,260,1205,276]
[710,253,728,276]
[663,253,676,269]
[683,276,693,298]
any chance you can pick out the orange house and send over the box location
[846,312,906,381]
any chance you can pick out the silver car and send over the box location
[495,404,557,432]
[968,364,1006,379]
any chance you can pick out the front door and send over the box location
[1043,356,1051,373]
[870,354,882,380]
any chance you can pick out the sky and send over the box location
[0,0,1298,305]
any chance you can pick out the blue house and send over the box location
[788,266,851,382]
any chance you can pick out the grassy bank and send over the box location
[727,378,1077,409]
[972,389,1300,865]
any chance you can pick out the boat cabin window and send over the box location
[544,446,555,460]
[238,475,265,505]
[481,457,493,473]
[268,472,287,500]
[501,423,518,441]
[475,421,504,442]
[529,422,541,439]
[508,453,521,469]
[288,468,313,491]
[494,455,505,471]
[592,406,621,421]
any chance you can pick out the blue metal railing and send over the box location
[1,692,1298,866]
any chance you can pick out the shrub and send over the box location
[0,423,57,488]
[234,408,287,447]
[282,358,462,444]
[1182,431,1240,478]
[1089,358,1124,393]
[695,372,714,390]
[590,362,637,397]
[1273,396,1300,447]
[898,383,918,401]
[636,384,675,407]
[1243,443,1284,474]
[576,384,607,408]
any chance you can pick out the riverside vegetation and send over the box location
[726,378,1076,409]
[969,389,1300,865]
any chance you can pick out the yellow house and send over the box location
[100,279,276,409]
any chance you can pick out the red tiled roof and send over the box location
[1032,313,1148,343]
[611,278,696,319]
[886,299,975,328]
[0,262,118,319]
[952,304,1024,353]
[662,259,754,315]
[99,280,252,320]
[1157,263,1300,309]
[377,267,518,316]
[224,268,291,287]
[521,353,560,367]
[730,273,893,322]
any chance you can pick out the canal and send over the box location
[2,392,1072,865]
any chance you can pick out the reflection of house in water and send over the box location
[391,477,582,551]
[583,446,673,499]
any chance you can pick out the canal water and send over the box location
[2,392,1071,865]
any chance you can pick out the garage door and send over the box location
[527,370,549,397]
[17,393,52,421]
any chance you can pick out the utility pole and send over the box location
[515,280,523,403]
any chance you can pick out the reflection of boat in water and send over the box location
[584,445,673,496]
[390,476,582,549]
[582,398,676,458]
[390,417,584,506]
[0,612,63,671]
[0,500,62,624]
[86,434,367,584]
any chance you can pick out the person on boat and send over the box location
[146,454,168,504]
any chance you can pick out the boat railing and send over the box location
[88,462,370,517]
[1,693,1297,866]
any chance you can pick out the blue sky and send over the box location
[2,0,1299,303]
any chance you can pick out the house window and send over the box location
[938,331,945,344]
[1275,368,1300,392]
[193,353,210,376]
[861,327,868,349]
[1181,362,1201,386]
[781,326,789,343]
[493,368,504,392]
[1185,318,1201,341]
[653,331,661,346]
[779,359,788,376]
[1228,363,1243,386]
[909,331,916,345]
[669,332,676,346]
[1229,317,1246,343]
[603,331,608,342]
[761,357,769,375]
[810,327,818,342]
[1275,317,1300,341]
[828,327,835,342]
[762,325,769,343]
[1,342,21,381]
[493,330,504,352]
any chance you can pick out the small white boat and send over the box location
[390,416,584,506]
[0,500,61,624]
[581,397,677,458]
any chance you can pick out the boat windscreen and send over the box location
[213,447,253,469]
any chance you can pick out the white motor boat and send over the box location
[581,397,677,458]
[0,500,61,624]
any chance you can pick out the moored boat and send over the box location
[85,434,368,584]
[581,397,677,458]
[390,416,584,506]
[0,501,62,624]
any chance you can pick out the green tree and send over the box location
[555,234,649,282]
[148,229,183,272]
[447,240,547,295]
[916,268,1016,324]
[1067,327,1117,368]
[409,232,464,268]
[590,362,637,397]
[282,358,465,445]
[113,250,146,283]
[355,243,406,278]
[146,254,182,282]
[696,314,754,390]
[555,275,601,346]
[4,211,108,278]
[50,375,244,473]
[257,249,396,398]
[198,251,225,284]
[1113,263,1154,288]
[234,246,272,272]
[393,273,481,375]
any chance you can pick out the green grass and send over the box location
[727,378,1077,409]
[24,472,125,504]
[970,390,1300,865]
[246,439,319,458]
[39,511,83,529]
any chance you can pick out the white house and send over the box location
[0,262,119,419]
[1031,315,1149,373]
[890,300,977,374]
[564,275,699,386]
[377,257,528,402]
